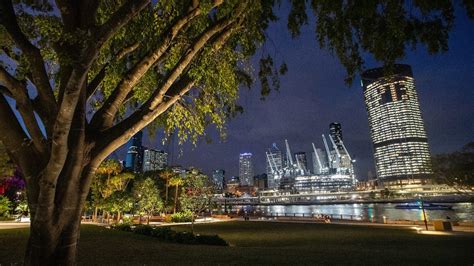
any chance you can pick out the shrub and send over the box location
[0,196,11,218]
[163,214,172,223]
[195,234,228,246]
[151,227,173,238]
[170,210,193,223]
[174,231,196,244]
[112,223,132,232]
[111,223,228,246]
[133,224,154,236]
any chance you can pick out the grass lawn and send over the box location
[1,221,473,265]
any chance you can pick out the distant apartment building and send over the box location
[239,153,254,186]
[142,149,168,172]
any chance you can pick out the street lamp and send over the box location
[419,196,428,230]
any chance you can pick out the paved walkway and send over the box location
[243,217,474,234]
[0,222,30,230]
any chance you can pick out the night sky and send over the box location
[116,6,474,180]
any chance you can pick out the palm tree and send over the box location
[169,175,184,213]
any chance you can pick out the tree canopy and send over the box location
[432,142,474,191]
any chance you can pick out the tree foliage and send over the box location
[287,0,473,84]
[179,169,214,214]
[89,159,134,221]
[132,177,163,223]
[432,142,474,191]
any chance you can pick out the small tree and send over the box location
[90,160,134,222]
[104,191,134,223]
[179,169,214,233]
[133,178,163,224]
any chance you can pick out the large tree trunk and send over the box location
[23,86,96,265]
[24,158,93,265]
[26,210,82,265]
[93,207,98,222]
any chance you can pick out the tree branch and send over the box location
[86,42,140,101]
[89,3,204,130]
[0,85,13,97]
[0,94,40,179]
[81,0,150,67]
[0,0,58,129]
[90,79,195,167]
[86,66,106,101]
[116,42,140,61]
[147,17,243,111]
[55,0,76,30]
[0,67,47,155]
[90,3,246,163]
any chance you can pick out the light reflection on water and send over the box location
[230,202,474,222]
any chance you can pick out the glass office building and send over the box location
[361,64,432,186]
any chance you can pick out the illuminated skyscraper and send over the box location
[239,153,254,186]
[361,64,432,185]
[125,131,144,173]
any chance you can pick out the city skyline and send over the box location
[112,7,474,180]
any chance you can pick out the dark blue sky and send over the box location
[118,6,474,180]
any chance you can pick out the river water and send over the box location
[231,202,474,222]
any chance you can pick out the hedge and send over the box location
[112,224,228,246]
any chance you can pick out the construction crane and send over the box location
[285,139,294,166]
[322,135,332,168]
[312,142,322,173]
[266,152,276,174]
[339,139,352,162]
[329,134,342,158]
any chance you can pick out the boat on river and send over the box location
[395,202,453,210]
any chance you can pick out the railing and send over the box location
[264,212,364,221]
